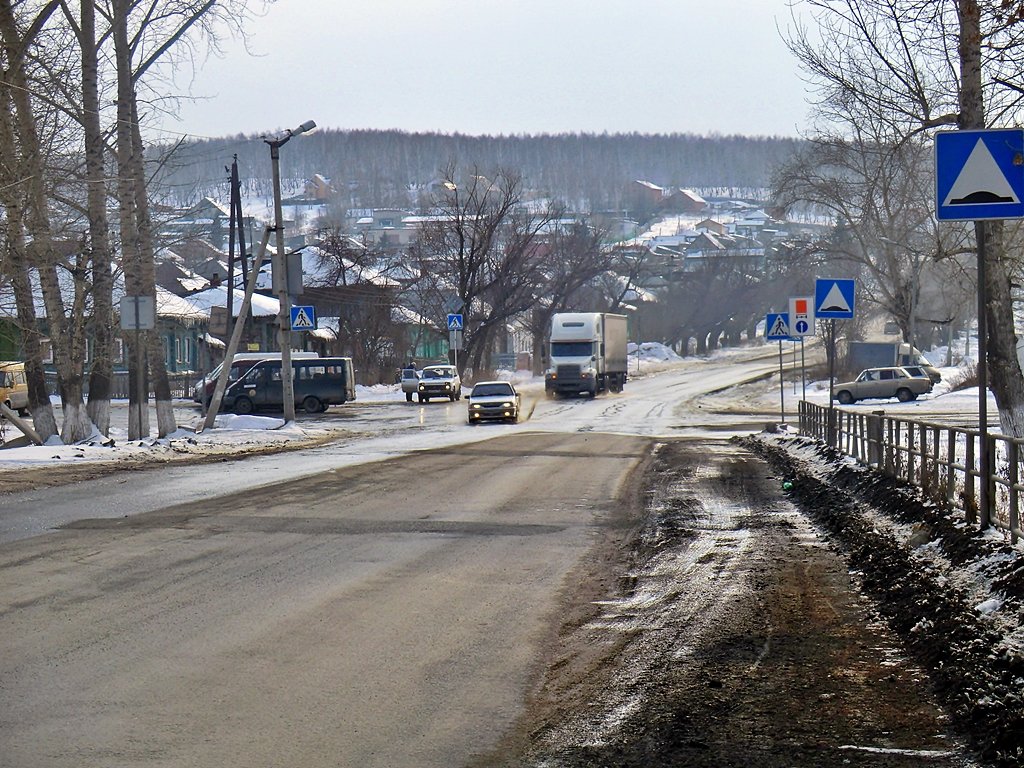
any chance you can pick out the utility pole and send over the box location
[265,120,316,423]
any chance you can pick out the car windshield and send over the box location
[472,383,513,397]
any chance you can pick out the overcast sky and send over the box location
[157,0,811,141]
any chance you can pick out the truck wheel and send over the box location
[837,391,854,405]
[405,392,413,403]
[233,396,254,415]
[896,388,916,402]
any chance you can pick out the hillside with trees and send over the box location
[154,130,802,209]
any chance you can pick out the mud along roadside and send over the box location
[473,438,976,767]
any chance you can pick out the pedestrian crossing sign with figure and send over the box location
[290,305,317,331]
[765,313,791,341]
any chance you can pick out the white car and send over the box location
[467,381,521,423]
[417,365,462,403]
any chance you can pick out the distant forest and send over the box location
[154,129,803,212]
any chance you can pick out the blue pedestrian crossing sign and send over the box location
[447,313,463,331]
[290,305,316,331]
[765,313,791,341]
[935,129,1024,221]
[814,278,856,319]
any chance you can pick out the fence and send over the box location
[45,372,197,400]
[798,401,1021,545]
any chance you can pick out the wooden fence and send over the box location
[799,401,1020,545]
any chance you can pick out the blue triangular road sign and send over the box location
[815,278,855,319]
[936,129,1024,221]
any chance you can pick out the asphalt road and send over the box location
[0,431,649,768]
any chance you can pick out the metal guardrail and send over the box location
[799,401,1021,545]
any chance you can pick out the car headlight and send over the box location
[502,402,512,408]
[471,403,482,409]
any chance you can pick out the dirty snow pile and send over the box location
[743,431,1024,768]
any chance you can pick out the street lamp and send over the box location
[265,119,316,422]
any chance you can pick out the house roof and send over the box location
[184,286,280,318]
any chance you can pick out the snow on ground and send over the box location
[0,342,687,470]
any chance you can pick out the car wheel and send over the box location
[837,391,854,405]
[419,395,427,403]
[303,395,322,413]
[405,392,413,402]
[896,388,916,402]
[233,396,254,415]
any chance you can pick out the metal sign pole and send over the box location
[977,222,991,528]
[778,339,785,424]
[800,336,806,401]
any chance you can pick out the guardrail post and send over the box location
[867,411,883,466]
[884,417,894,475]
[907,421,916,485]
[1009,441,1019,546]
[982,434,997,530]
[946,430,957,505]
[965,434,977,525]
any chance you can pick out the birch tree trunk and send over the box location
[130,97,176,437]
[78,0,116,436]
[112,0,148,439]
[0,0,92,443]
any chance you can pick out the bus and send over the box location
[221,357,356,414]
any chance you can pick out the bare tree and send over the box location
[788,0,1024,435]
[526,218,613,375]
[412,165,555,378]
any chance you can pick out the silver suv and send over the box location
[417,365,462,403]
[833,366,933,404]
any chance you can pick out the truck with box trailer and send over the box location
[846,341,941,383]
[544,312,628,397]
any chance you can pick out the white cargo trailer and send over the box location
[544,312,628,397]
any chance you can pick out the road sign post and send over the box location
[447,314,464,369]
[766,312,790,424]
[935,129,1024,527]
[815,278,856,426]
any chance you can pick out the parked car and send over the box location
[467,380,521,423]
[417,364,462,403]
[0,361,29,416]
[833,366,933,405]
[901,365,932,380]
[399,367,421,402]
